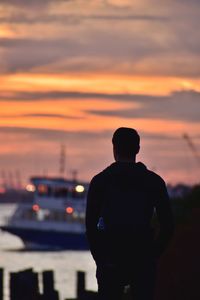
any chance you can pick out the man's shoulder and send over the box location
[146,168,166,188]
[90,162,167,188]
[90,164,114,185]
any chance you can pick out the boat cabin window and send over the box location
[37,184,50,197]
[36,182,86,200]
[37,184,69,198]
[17,206,85,223]
[54,187,68,198]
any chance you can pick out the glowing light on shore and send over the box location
[0,187,6,194]
[32,204,40,212]
[66,207,74,214]
[75,185,85,193]
[26,184,36,192]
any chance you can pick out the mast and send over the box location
[183,133,200,166]
[59,144,66,177]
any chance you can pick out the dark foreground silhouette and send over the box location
[86,127,174,300]
[155,185,200,300]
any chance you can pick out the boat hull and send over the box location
[1,226,89,250]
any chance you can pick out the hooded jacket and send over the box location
[86,161,174,264]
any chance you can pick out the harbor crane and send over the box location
[183,133,200,166]
[59,144,66,177]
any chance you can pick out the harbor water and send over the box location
[0,204,97,300]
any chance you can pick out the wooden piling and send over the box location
[0,268,3,300]
[76,271,86,299]
[42,270,54,295]
[10,268,39,300]
[42,270,59,300]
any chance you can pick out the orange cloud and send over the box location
[1,73,200,96]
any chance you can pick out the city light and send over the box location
[0,187,6,194]
[66,207,74,214]
[75,185,85,193]
[32,204,40,212]
[26,184,36,192]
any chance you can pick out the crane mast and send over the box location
[183,133,200,166]
[59,144,66,177]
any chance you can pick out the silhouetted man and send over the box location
[86,127,174,300]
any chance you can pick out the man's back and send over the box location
[85,127,174,300]
[86,161,174,263]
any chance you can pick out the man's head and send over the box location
[112,127,140,162]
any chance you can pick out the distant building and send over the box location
[167,183,192,199]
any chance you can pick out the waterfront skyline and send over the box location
[0,0,200,186]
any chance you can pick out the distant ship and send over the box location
[0,177,90,250]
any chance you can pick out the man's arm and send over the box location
[85,176,102,262]
[154,178,175,257]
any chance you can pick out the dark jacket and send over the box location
[86,161,174,264]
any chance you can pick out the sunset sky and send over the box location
[0,0,200,187]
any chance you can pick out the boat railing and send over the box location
[7,204,85,224]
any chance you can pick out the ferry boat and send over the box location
[0,177,90,250]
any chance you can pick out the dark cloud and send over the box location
[0,6,199,77]
[167,0,200,5]
[86,90,200,123]
[1,35,200,76]
[65,14,167,22]
[0,0,200,77]
[0,88,199,125]
[0,113,83,120]
[0,14,80,25]
[0,90,157,101]
[0,126,112,143]
[0,37,80,72]
[0,32,163,63]
[0,0,71,9]
[0,126,183,142]
[0,13,168,25]
[0,89,200,124]
[0,87,199,103]
[21,113,83,120]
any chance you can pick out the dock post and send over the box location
[0,268,3,300]
[10,272,19,300]
[10,268,39,300]
[42,270,59,300]
[42,270,54,294]
[76,271,86,299]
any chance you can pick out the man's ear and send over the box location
[136,145,140,154]
[113,145,118,161]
